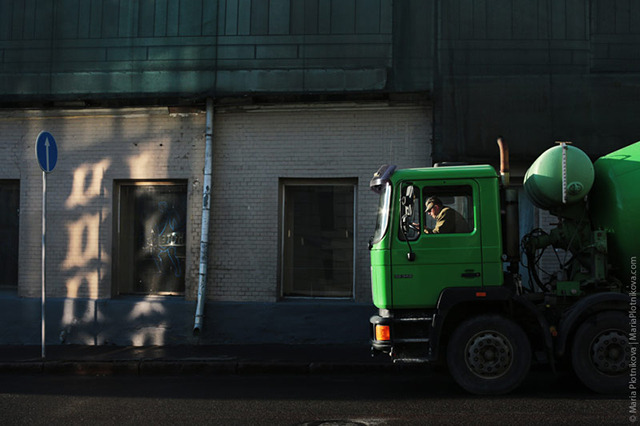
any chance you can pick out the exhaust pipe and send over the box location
[497,136,510,187]
[497,137,520,272]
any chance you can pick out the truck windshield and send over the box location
[372,183,392,244]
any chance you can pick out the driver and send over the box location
[423,196,470,234]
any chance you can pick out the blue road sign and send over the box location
[35,131,58,173]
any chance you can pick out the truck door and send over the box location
[391,180,482,308]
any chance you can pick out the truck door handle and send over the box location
[461,272,481,278]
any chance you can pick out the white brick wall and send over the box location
[0,109,206,299]
[0,104,431,303]
[210,105,432,302]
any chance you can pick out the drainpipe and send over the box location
[194,98,214,336]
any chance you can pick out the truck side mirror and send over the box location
[400,185,418,261]
[401,185,416,207]
[400,185,417,235]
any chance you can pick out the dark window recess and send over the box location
[282,183,355,298]
[116,182,187,295]
[0,181,19,289]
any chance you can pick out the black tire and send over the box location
[571,310,630,394]
[447,314,531,395]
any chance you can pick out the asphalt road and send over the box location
[0,370,632,425]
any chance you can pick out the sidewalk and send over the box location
[0,343,406,376]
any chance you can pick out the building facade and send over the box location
[0,0,638,345]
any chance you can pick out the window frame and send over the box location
[395,181,477,244]
[279,178,358,300]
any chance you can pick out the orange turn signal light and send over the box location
[375,325,391,341]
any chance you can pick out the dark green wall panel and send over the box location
[0,0,397,97]
[1,0,640,171]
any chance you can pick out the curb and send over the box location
[0,360,408,376]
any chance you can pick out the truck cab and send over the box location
[370,164,503,310]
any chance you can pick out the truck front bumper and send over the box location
[370,314,393,354]
[370,309,437,362]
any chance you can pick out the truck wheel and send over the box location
[571,311,630,394]
[447,314,531,395]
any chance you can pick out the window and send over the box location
[423,185,474,234]
[114,181,187,295]
[397,184,474,239]
[0,180,19,290]
[372,182,392,244]
[281,180,356,298]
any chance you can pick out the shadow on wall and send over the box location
[61,159,112,300]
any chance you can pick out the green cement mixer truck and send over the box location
[368,139,639,395]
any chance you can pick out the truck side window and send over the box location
[422,185,474,234]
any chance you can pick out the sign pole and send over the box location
[35,131,57,361]
[41,170,46,359]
